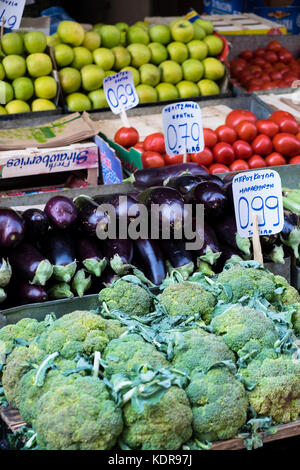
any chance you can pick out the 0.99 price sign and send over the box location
[232,169,284,238]
[103,70,139,115]
[162,101,204,156]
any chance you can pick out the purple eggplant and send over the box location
[8,242,53,286]
[280,210,300,259]
[22,208,49,241]
[160,239,194,279]
[41,231,77,283]
[12,279,48,305]
[133,238,166,285]
[215,242,243,273]
[213,214,251,257]
[0,258,12,287]
[184,182,228,219]
[165,175,204,195]
[76,236,107,277]
[94,194,141,221]
[0,208,25,248]
[104,238,133,275]
[98,266,119,290]
[188,221,221,266]
[74,195,109,237]
[129,163,208,188]
[44,196,78,230]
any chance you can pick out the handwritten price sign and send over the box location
[232,169,284,238]
[103,70,139,115]
[0,0,26,30]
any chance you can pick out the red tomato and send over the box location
[133,142,144,151]
[278,49,293,64]
[266,40,282,53]
[240,50,253,61]
[289,156,300,164]
[232,140,253,160]
[248,155,267,169]
[215,125,237,144]
[270,71,282,81]
[143,132,165,154]
[209,163,230,174]
[114,127,139,148]
[270,111,298,134]
[254,48,265,57]
[164,153,190,165]
[230,159,250,171]
[212,142,235,165]
[265,50,278,63]
[256,119,279,138]
[260,73,271,83]
[252,57,266,67]
[262,82,276,90]
[190,147,213,166]
[265,152,287,166]
[225,109,257,130]
[296,132,300,142]
[248,78,264,88]
[236,120,258,142]
[273,133,300,157]
[203,128,218,148]
[252,134,273,156]
[248,84,262,92]
[142,151,165,168]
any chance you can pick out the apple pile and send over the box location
[230,40,300,92]
[114,109,300,173]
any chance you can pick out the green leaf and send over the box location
[34,352,59,387]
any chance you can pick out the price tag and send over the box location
[232,169,284,238]
[103,70,139,115]
[162,101,204,156]
[0,0,26,30]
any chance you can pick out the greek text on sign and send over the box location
[0,0,26,30]
[232,169,284,238]
[103,70,139,115]
[162,101,204,156]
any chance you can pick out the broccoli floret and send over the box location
[122,386,193,450]
[171,328,235,375]
[291,304,300,335]
[103,334,169,378]
[99,280,152,317]
[210,305,279,356]
[240,355,300,423]
[34,376,123,450]
[158,282,216,324]
[186,368,248,441]
[0,318,46,353]
[273,275,300,306]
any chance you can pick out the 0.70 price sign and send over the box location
[103,70,139,115]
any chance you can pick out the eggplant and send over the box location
[280,209,300,259]
[160,239,194,279]
[99,265,119,289]
[129,163,209,188]
[184,182,228,219]
[41,231,77,283]
[213,214,251,257]
[0,208,25,248]
[215,242,243,273]
[188,221,221,266]
[104,238,133,275]
[22,208,49,241]
[0,258,12,287]
[165,175,204,195]
[94,194,141,221]
[44,196,78,230]
[48,282,74,300]
[133,238,166,285]
[8,242,53,286]
[76,236,107,277]
[12,279,48,305]
[74,195,110,237]
[72,269,92,297]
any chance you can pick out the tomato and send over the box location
[143,132,165,154]
[248,84,262,92]
[142,151,165,168]
[236,120,257,142]
[252,57,266,67]
[256,119,279,138]
[278,49,293,64]
[296,132,300,142]
[269,110,298,134]
[266,40,282,52]
[215,125,237,144]
[270,71,282,81]
[260,73,271,83]
[230,160,250,171]
[289,156,300,164]
[232,140,252,160]
[248,78,264,88]
[225,109,257,130]
[265,50,278,63]
[190,147,213,166]
[254,48,265,57]
[164,153,190,165]
[265,152,287,166]
[212,142,235,165]
[114,127,139,148]
[262,81,276,90]
[248,155,267,169]
[273,133,300,157]
[251,134,273,156]
[209,163,230,174]
[133,142,144,151]
[203,128,218,148]
[240,50,253,61]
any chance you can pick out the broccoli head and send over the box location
[34,376,123,450]
[240,355,300,423]
[158,282,216,324]
[291,303,300,336]
[122,386,193,450]
[273,275,300,306]
[186,367,248,441]
[0,318,46,353]
[99,280,152,317]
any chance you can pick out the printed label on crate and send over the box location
[103,70,139,115]
[0,0,26,30]
[162,101,204,156]
[232,169,284,238]
[95,135,123,185]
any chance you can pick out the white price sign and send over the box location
[232,169,284,238]
[162,101,204,156]
[103,70,139,115]
[0,0,26,30]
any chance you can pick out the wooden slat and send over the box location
[0,406,26,433]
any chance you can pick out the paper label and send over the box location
[0,0,26,30]
[103,70,139,115]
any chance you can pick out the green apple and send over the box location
[198,79,220,95]
[34,76,57,99]
[203,35,223,56]
[187,40,208,60]
[47,33,61,47]
[176,80,200,98]
[5,100,30,114]
[193,22,206,40]
[121,66,140,86]
[54,44,74,67]
[127,44,151,68]
[0,81,14,104]
[149,42,168,65]
[136,84,158,103]
[24,31,47,53]
[195,19,214,35]
[88,89,108,108]
[57,21,85,46]
[3,55,26,80]
[32,99,56,111]
[149,24,171,45]
[115,22,129,32]
[0,106,7,114]
[93,23,103,35]
[93,48,115,70]
[156,82,179,101]
[99,25,121,48]
[159,60,182,84]
[139,63,160,87]
[26,53,52,78]
[202,57,225,80]
[182,59,204,82]
[59,67,81,94]
[66,92,92,111]
[171,20,194,43]
[0,64,5,81]
[1,32,23,55]
[105,70,116,77]
[112,46,131,70]
[127,26,150,45]
[167,42,189,64]
[12,77,34,101]
[120,31,127,46]
[81,64,105,91]
[134,21,148,31]
[71,47,93,69]
[82,31,101,51]
[169,18,182,29]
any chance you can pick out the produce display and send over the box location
[230,40,300,92]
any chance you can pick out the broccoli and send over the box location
[158,282,217,324]
[210,305,279,357]
[186,367,248,441]
[99,280,152,317]
[34,376,123,450]
[0,318,46,353]
[171,328,235,375]
[273,275,300,306]
[240,355,300,423]
[291,303,300,335]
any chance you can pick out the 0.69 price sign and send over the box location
[103,70,139,115]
